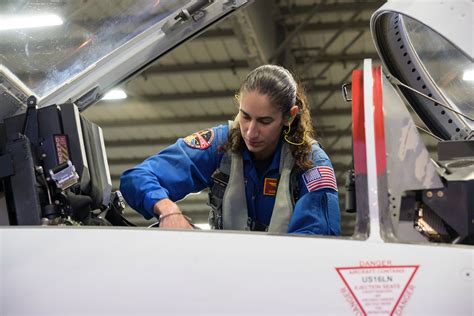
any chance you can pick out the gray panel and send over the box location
[382,74,443,242]
[59,103,90,192]
[6,136,42,225]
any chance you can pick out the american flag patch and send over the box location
[302,166,337,192]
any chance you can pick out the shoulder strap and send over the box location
[207,122,233,229]
[289,139,321,206]
[289,166,302,207]
[207,153,230,229]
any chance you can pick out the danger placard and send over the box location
[336,262,419,315]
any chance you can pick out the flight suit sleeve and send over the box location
[287,145,341,235]
[119,125,227,219]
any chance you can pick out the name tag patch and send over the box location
[183,129,214,150]
[263,178,278,196]
[302,166,337,192]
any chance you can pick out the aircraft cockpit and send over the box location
[357,1,474,244]
[0,0,472,314]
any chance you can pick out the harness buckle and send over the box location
[247,217,268,232]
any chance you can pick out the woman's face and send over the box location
[239,91,286,160]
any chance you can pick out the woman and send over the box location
[120,64,340,235]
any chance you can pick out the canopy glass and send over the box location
[404,16,474,124]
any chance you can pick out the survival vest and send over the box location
[208,124,318,233]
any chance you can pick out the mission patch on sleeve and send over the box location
[183,128,215,150]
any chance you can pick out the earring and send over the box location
[283,123,291,135]
[283,123,308,146]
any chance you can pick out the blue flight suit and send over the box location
[120,124,340,235]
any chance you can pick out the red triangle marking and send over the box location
[336,265,419,315]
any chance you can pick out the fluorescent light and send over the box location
[0,14,63,31]
[462,69,474,81]
[102,89,127,100]
[194,223,210,230]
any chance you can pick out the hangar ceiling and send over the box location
[81,0,389,234]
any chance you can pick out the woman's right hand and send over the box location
[153,199,193,229]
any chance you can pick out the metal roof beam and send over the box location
[295,52,379,64]
[270,1,329,64]
[286,20,370,33]
[313,62,362,110]
[98,114,234,128]
[96,108,351,128]
[305,30,365,82]
[136,84,341,102]
[142,53,378,76]
[17,53,379,80]
[143,60,249,75]
[141,90,235,101]
[279,1,385,16]
[229,0,280,67]
[199,28,235,39]
[104,128,351,149]
[296,10,363,109]
[103,123,352,148]
[0,28,235,59]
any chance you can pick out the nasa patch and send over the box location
[183,129,215,150]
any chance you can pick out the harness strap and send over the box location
[207,153,231,229]
[208,124,320,230]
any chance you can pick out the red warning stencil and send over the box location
[336,263,419,315]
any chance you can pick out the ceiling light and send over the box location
[462,69,474,81]
[102,89,127,100]
[0,14,63,31]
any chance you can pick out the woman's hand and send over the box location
[154,199,193,229]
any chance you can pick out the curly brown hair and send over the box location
[225,65,315,169]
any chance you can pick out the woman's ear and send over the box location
[285,105,299,126]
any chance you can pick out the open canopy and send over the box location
[0,0,249,115]
[371,0,474,140]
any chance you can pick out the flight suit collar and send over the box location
[242,138,283,175]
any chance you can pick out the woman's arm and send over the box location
[120,126,228,220]
[287,145,341,235]
[153,198,193,229]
